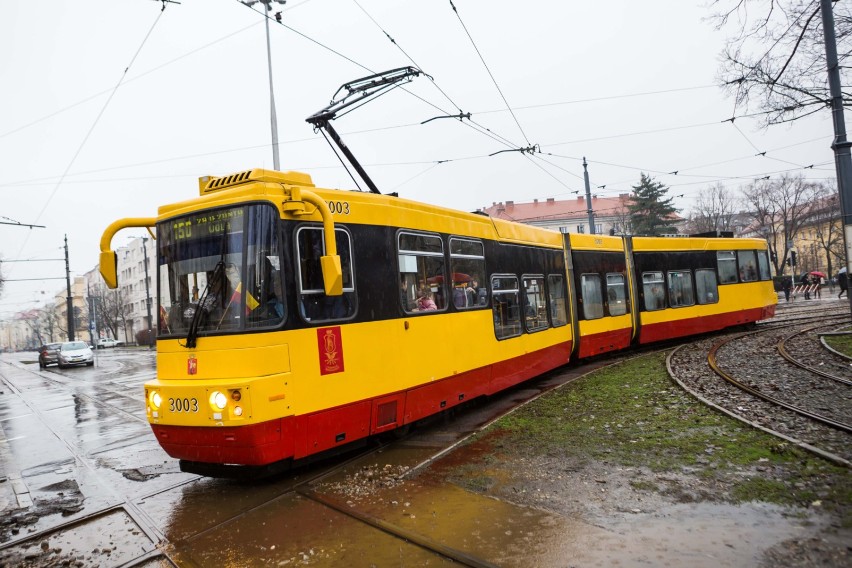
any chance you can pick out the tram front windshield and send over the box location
[157,203,284,338]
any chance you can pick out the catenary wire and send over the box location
[16,4,169,265]
[0,20,263,141]
[447,0,531,146]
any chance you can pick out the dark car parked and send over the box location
[38,343,62,369]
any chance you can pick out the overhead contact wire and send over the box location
[447,0,531,146]
[22,4,168,260]
[0,20,264,141]
[349,0,525,155]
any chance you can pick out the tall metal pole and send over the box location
[142,238,153,347]
[243,0,284,170]
[64,234,74,341]
[583,157,595,234]
[820,0,852,316]
[88,283,98,363]
[264,1,280,170]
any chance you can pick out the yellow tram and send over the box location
[99,168,776,475]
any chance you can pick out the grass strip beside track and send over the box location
[443,352,852,527]
[823,332,852,357]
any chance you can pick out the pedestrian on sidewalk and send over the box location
[782,277,792,303]
[801,274,811,300]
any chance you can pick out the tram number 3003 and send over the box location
[169,397,199,413]
[327,200,350,215]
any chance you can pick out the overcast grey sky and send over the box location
[0,0,839,317]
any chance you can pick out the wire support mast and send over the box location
[306,66,423,194]
[489,144,539,157]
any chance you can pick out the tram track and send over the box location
[669,312,852,467]
[0,364,177,567]
[12,359,150,425]
[708,335,852,434]
[159,360,613,567]
[149,426,505,566]
[778,323,852,387]
[2,352,555,567]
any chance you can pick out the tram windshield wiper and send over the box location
[184,260,225,349]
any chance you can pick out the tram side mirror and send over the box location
[321,254,343,296]
[100,250,119,289]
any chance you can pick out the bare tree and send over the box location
[709,0,852,125]
[609,197,634,235]
[685,182,740,233]
[742,173,819,274]
[99,288,129,341]
[39,306,60,343]
[20,311,44,346]
[808,181,845,276]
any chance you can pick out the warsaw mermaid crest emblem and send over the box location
[317,326,344,375]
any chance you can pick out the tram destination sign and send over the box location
[171,207,244,242]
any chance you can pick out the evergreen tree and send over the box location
[628,173,679,236]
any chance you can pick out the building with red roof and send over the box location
[479,194,635,235]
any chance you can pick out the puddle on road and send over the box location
[569,500,838,568]
[177,492,449,566]
[140,440,845,567]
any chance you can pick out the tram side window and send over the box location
[523,275,548,332]
[547,274,568,327]
[757,250,771,280]
[581,274,604,320]
[717,251,738,284]
[737,250,758,282]
[399,232,447,314]
[492,275,521,339]
[643,271,666,311]
[668,271,694,307]
[449,238,487,309]
[695,269,718,304]
[297,227,357,323]
[606,273,628,316]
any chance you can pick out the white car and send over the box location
[96,338,119,349]
[58,341,94,368]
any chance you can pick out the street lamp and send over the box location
[242,0,286,171]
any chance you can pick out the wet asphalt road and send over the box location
[0,348,601,567]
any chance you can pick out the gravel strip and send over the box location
[670,304,852,464]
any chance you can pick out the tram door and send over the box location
[571,245,633,358]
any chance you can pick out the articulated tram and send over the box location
[99,168,776,476]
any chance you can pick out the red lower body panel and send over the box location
[488,342,571,393]
[577,327,632,358]
[639,306,768,344]
[152,417,293,466]
[151,340,573,465]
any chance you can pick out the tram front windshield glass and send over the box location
[157,204,284,337]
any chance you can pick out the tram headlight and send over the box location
[149,391,162,410]
[210,391,228,410]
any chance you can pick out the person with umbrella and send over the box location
[810,270,825,299]
[838,268,848,299]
